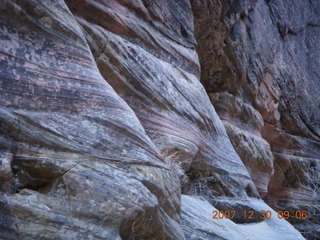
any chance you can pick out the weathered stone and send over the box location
[192,0,320,238]
[65,0,256,201]
[0,1,184,239]
[181,195,305,240]
[0,0,318,239]
[223,122,274,198]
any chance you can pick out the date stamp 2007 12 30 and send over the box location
[212,210,308,220]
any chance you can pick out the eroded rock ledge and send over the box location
[0,0,318,239]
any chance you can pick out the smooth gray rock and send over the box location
[181,195,305,240]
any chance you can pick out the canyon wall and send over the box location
[0,0,318,239]
[191,0,320,238]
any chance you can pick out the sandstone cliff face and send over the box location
[192,0,320,238]
[0,0,318,240]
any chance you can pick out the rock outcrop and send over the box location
[0,1,183,239]
[191,0,320,238]
[0,0,318,239]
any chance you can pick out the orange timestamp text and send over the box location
[212,210,308,220]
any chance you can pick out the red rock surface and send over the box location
[192,0,320,238]
[0,0,318,239]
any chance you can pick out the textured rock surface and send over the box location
[0,0,318,239]
[181,195,304,240]
[0,1,183,239]
[65,0,257,202]
[192,0,320,238]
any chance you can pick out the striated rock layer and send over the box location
[191,0,320,239]
[0,0,317,239]
[64,0,263,204]
[0,1,183,239]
